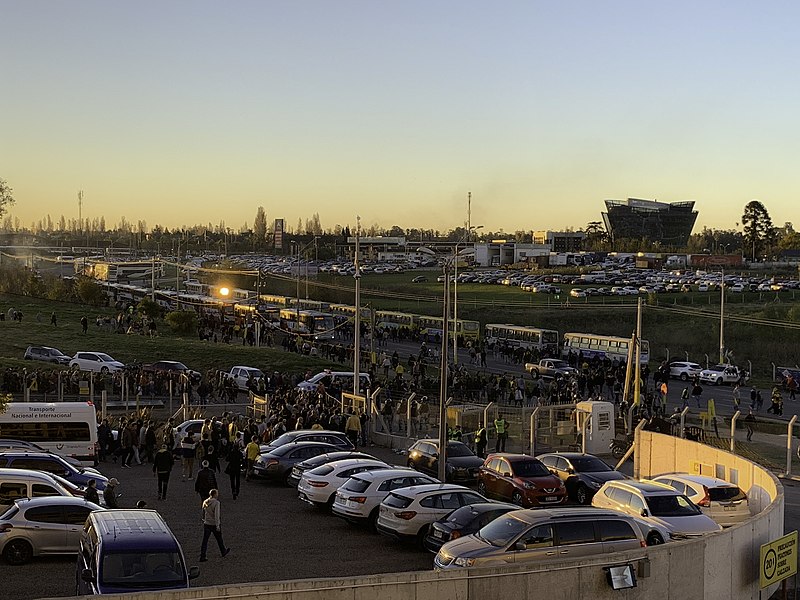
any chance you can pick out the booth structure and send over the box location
[575,400,615,455]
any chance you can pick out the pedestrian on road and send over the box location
[744,410,757,442]
[181,433,197,481]
[345,412,361,448]
[199,489,230,562]
[84,479,100,505]
[732,384,741,413]
[244,436,259,482]
[104,478,120,508]
[680,386,690,410]
[153,443,174,500]
[226,444,243,500]
[691,383,703,408]
[195,460,217,502]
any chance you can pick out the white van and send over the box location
[0,467,74,505]
[0,402,98,466]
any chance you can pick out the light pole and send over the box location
[452,225,481,364]
[353,218,362,397]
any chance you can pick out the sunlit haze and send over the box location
[2,1,798,234]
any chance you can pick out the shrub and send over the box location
[164,310,197,335]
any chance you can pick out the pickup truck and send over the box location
[524,359,578,379]
[226,365,267,391]
[699,364,747,386]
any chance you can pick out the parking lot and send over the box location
[11,445,432,600]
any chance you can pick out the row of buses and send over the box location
[103,282,650,363]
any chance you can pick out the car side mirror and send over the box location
[81,568,95,583]
[514,541,526,551]
[566,468,575,474]
[548,468,557,475]
[641,509,648,517]
[188,566,200,579]
[432,452,438,458]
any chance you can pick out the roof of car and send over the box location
[0,450,69,460]
[654,473,739,488]
[389,483,470,497]
[0,467,65,480]
[10,496,101,509]
[607,479,677,494]
[536,452,598,460]
[316,458,388,471]
[485,453,541,461]
[90,510,180,551]
[506,507,629,524]
[350,467,422,481]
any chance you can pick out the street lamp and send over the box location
[453,225,482,364]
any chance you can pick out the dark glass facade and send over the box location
[602,199,698,246]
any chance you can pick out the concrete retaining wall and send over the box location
[70,432,783,600]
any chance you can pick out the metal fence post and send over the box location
[730,410,741,453]
[786,415,798,478]
[530,407,540,456]
[679,407,690,438]
[483,402,495,429]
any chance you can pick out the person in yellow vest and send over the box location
[474,425,487,458]
[494,416,508,453]
[395,363,405,380]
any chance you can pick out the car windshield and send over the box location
[647,494,701,516]
[510,460,550,477]
[570,457,612,472]
[101,551,185,587]
[477,515,531,547]
[445,443,474,457]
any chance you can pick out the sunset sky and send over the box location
[2,2,798,234]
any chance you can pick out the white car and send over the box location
[669,361,703,381]
[228,366,265,391]
[729,283,745,293]
[652,473,750,527]
[376,483,488,544]
[68,352,125,374]
[592,480,721,538]
[297,458,390,509]
[569,288,586,298]
[699,364,744,386]
[332,468,439,530]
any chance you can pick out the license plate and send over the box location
[545,496,557,502]
[433,530,444,539]
[292,468,300,477]
[723,505,738,511]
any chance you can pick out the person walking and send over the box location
[50,311,57,327]
[732,384,741,413]
[244,436,259,483]
[691,382,703,409]
[84,479,100,505]
[180,433,197,481]
[744,410,757,442]
[104,478,120,508]
[80,315,88,333]
[680,386,690,410]
[225,444,243,500]
[345,412,361,448]
[195,460,218,502]
[199,489,230,562]
[120,422,135,468]
[153,444,174,500]
[494,416,508,453]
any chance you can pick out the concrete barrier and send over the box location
[70,431,783,600]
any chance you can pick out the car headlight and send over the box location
[589,480,602,489]
[454,557,475,567]
[523,482,534,490]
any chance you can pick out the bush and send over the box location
[76,277,106,306]
[164,310,198,335]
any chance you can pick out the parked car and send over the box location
[699,364,746,386]
[652,473,750,526]
[433,507,647,570]
[476,454,567,508]
[376,483,488,545]
[0,496,103,565]
[406,439,483,483]
[668,361,704,381]
[536,452,627,504]
[141,361,201,384]
[23,346,70,365]
[333,468,439,531]
[295,371,371,395]
[172,420,206,442]
[0,440,82,467]
[423,502,517,554]
[0,468,76,506]
[260,430,354,454]
[252,442,339,484]
[297,458,390,509]
[0,452,108,491]
[226,366,266,391]
[411,276,428,283]
[591,479,722,538]
[76,509,199,594]
[68,352,125,374]
[288,451,377,487]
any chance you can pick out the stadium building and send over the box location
[602,198,698,246]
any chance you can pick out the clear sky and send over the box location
[2,1,798,235]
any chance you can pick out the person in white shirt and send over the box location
[200,489,230,561]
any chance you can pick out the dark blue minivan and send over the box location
[75,510,199,594]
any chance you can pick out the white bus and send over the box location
[0,402,98,466]
[485,324,560,354]
[561,332,650,365]
[279,309,336,341]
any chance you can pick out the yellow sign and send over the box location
[79,380,90,396]
[760,530,798,588]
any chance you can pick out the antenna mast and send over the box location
[78,190,83,233]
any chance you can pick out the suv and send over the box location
[76,509,199,594]
[536,452,627,504]
[668,361,703,381]
[69,352,125,374]
[592,479,721,538]
[24,346,70,365]
[0,452,108,491]
[477,454,566,507]
[699,364,745,386]
[406,439,483,483]
[652,473,750,526]
[434,507,646,570]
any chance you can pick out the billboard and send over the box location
[273,218,284,251]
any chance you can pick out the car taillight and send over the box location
[350,496,367,504]
[307,480,329,488]
[394,511,417,520]
[697,486,711,507]
[450,530,461,539]
[0,524,12,533]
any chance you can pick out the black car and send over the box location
[536,452,628,504]
[423,501,517,553]
[252,442,339,485]
[406,439,483,483]
[287,451,377,487]
[141,360,202,384]
[260,430,354,454]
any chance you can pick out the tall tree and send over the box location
[0,178,16,217]
[253,206,267,246]
[741,200,774,261]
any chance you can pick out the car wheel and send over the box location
[511,491,524,506]
[476,481,487,496]
[715,378,722,386]
[647,531,664,546]
[325,494,336,512]
[3,538,33,565]
[368,507,380,533]
[100,366,109,374]
[575,484,589,505]
[531,370,540,380]
[680,373,688,381]
[407,459,415,470]
[417,525,430,549]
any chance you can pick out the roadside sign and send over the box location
[79,380,89,396]
[760,530,798,588]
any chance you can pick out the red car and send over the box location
[476,453,567,507]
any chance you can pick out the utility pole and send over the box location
[353,217,362,397]
[78,190,83,233]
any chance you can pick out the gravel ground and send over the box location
[9,445,433,600]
